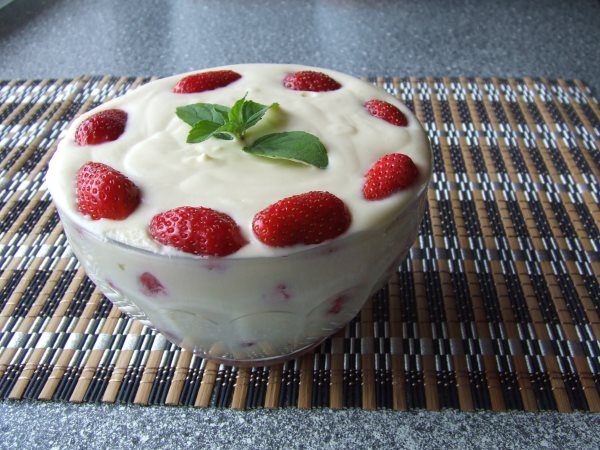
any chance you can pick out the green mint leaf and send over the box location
[225,95,277,138]
[178,95,279,148]
[213,132,234,140]
[187,120,223,143]
[176,103,230,126]
[240,100,278,132]
[243,131,328,169]
[212,121,239,140]
[226,95,247,136]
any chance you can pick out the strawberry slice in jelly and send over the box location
[139,272,167,296]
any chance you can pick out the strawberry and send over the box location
[75,109,127,145]
[172,70,241,93]
[283,71,341,92]
[149,206,246,257]
[364,100,408,126]
[327,296,349,315]
[253,191,351,247]
[76,162,141,220]
[363,153,419,201]
[139,272,167,296]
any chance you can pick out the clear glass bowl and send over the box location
[57,185,428,366]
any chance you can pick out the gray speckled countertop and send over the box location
[1,402,600,449]
[1,0,599,93]
[1,0,600,448]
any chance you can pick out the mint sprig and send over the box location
[176,95,277,143]
[176,95,328,168]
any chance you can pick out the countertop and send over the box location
[1,0,599,448]
[1,0,599,94]
[1,402,600,449]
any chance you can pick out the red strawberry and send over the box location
[327,296,349,315]
[283,71,341,92]
[76,162,141,220]
[149,207,246,257]
[363,153,419,201]
[253,191,351,247]
[139,272,167,296]
[172,70,242,93]
[75,109,127,145]
[364,100,408,126]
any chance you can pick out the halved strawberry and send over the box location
[253,191,351,247]
[76,162,141,220]
[139,272,167,296]
[75,109,127,145]
[363,153,419,201]
[327,296,349,315]
[283,71,341,92]
[149,206,247,257]
[172,70,242,93]
[364,100,408,126]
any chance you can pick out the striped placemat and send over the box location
[0,76,599,411]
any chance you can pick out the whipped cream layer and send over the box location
[47,64,431,257]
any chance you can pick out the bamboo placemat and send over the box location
[0,76,599,411]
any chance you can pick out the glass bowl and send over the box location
[56,182,428,366]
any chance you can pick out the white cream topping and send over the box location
[47,64,431,257]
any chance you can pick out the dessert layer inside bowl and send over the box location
[47,64,431,258]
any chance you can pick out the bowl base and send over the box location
[191,336,330,367]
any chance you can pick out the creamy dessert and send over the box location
[47,64,431,364]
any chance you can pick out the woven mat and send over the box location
[0,76,599,412]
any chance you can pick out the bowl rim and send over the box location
[57,177,430,262]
